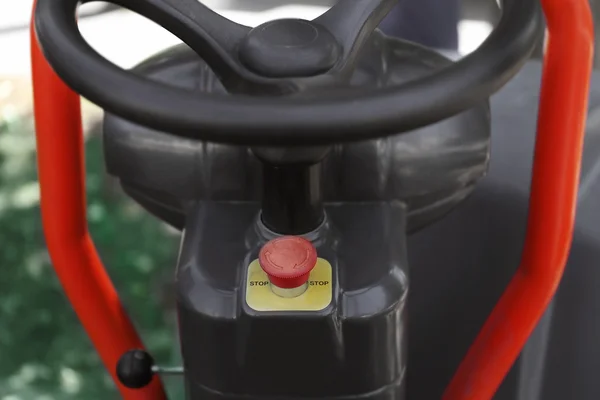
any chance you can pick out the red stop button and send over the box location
[259,236,317,289]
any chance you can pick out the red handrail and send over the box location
[443,0,594,399]
[30,1,167,399]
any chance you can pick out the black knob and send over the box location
[239,19,341,78]
[116,350,155,389]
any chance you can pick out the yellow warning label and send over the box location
[245,258,333,312]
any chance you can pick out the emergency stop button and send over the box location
[259,236,317,298]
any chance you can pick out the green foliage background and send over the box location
[0,114,182,399]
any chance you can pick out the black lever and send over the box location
[116,349,183,389]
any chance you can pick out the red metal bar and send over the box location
[443,0,594,399]
[30,2,167,399]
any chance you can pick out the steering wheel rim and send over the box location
[34,0,543,146]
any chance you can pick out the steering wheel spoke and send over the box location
[314,0,397,72]
[78,0,302,94]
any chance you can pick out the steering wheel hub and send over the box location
[239,19,341,78]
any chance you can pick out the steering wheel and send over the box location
[34,0,542,146]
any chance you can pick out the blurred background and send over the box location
[0,1,592,399]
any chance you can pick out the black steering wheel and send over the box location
[34,0,542,145]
